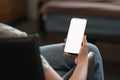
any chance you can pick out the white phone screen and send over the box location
[64,18,87,54]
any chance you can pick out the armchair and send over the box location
[40,43,104,80]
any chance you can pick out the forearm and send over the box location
[41,55,62,80]
[69,57,88,80]
[44,65,62,80]
[64,35,88,80]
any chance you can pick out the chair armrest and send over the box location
[87,52,95,80]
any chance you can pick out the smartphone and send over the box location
[64,18,87,54]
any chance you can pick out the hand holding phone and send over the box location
[64,18,87,54]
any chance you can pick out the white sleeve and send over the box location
[40,55,50,70]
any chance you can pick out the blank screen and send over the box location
[64,18,87,54]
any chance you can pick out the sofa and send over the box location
[39,0,120,43]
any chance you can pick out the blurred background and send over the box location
[0,0,120,80]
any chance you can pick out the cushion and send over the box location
[0,23,28,38]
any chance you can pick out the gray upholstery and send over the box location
[40,43,75,76]
[40,43,104,80]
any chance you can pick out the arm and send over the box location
[42,35,88,80]
[41,55,62,80]
[44,65,62,80]
[70,59,88,80]
[64,35,88,80]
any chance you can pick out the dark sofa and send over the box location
[39,0,120,43]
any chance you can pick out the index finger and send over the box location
[82,35,87,46]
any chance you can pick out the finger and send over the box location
[82,35,87,46]
[62,43,65,48]
[64,38,67,42]
[64,53,77,58]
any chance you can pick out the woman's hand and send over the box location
[75,35,88,65]
[62,35,88,65]
[62,35,88,80]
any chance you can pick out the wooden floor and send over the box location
[14,20,120,80]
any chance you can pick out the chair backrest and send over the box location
[0,36,45,80]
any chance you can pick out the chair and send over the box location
[40,43,104,80]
